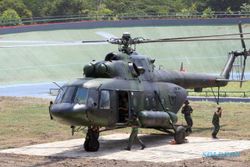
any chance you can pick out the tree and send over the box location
[206,0,247,11]
[0,9,21,26]
[23,0,53,17]
[226,7,233,14]
[180,3,198,16]
[240,3,250,13]
[202,7,215,18]
[47,0,92,16]
[0,0,32,18]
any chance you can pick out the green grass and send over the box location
[0,97,82,149]
[188,81,250,97]
[177,101,250,139]
[0,25,250,84]
[0,97,250,150]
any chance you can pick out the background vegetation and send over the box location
[1,0,250,25]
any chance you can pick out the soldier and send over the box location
[181,100,193,133]
[125,114,145,150]
[212,106,222,139]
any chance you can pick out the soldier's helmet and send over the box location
[184,100,189,104]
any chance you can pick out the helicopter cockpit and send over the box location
[55,86,88,105]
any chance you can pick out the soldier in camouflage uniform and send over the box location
[212,106,222,139]
[125,114,145,150]
[181,100,193,133]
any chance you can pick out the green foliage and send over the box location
[0,0,250,23]
[0,9,21,26]
[202,7,215,18]
[206,0,248,11]
[180,3,198,16]
[0,0,32,18]
[240,3,250,13]
[226,7,233,14]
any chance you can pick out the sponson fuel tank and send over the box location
[138,111,177,128]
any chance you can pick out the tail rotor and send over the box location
[238,22,249,87]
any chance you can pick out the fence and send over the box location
[2,12,250,26]
[188,90,250,98]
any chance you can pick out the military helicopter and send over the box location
[47,23,250,152]
[2,24,249,152]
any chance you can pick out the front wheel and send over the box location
[84,128,100,152]
[84,138,100,152]
[174,126,186,144]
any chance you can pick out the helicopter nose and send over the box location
[50,103,89,125]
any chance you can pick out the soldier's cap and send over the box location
[184,100,189,104]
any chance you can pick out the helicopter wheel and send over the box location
[84,127,100,152]
[174,126,186,144]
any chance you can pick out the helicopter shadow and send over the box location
[50,133,174,158]
[192,124,227,133]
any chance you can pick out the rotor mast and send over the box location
[109,32,145,54]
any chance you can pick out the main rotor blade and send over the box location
[239,22,247,51]
[141,37,250,43]
[0,41,107,48]
[156,32,250,41]
[0,40,79,44]
[0,39,107,44]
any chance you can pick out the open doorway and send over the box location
[118,91,129,123]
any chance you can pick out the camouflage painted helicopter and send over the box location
[46,24,249,152]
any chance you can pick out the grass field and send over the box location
[188,81,250,97]
[1,25,250,85]
[0,97,249,150]
[0,97,82,149]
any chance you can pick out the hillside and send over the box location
[0,24,250,84]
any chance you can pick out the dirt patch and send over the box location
[0,151,249,167]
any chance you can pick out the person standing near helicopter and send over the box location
[212,106,222,139]
[125,114,145,150]
[181,100,193,133]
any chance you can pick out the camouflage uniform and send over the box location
[181,101,193,133]
[125,116,145,150]
[212,107,222,138]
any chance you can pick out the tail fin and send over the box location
[220,23,249,85]
[220,52,237,79]
[220,51,249,81]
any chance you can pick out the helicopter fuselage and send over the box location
[50,51,232,130]
[50,77,186,129]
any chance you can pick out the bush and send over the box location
[0,9,22,26]
[202,7,215,18]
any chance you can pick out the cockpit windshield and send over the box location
[55,86,88,104]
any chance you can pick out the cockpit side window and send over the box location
[55,87,65,104]
[61,86,76,103]
[54,86,89,104]
[55,86,76,103]
[74,87,88,104]
[99,90,110,109]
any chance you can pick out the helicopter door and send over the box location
[90,89,114,126]
[117,91,129,123]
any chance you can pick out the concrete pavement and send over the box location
[1,133,250,163]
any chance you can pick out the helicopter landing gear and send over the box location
[84,126,100,152]
[174,126,186,144]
